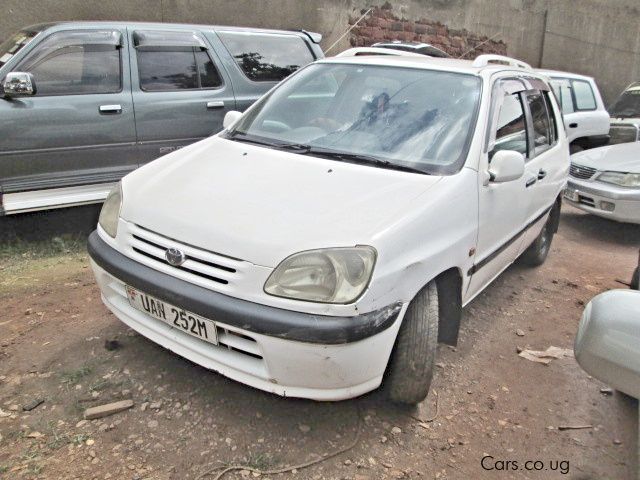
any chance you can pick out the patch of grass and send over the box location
[28,463,43,475]
[70,433,89,446]
[0,465,8,473]
[243,452,276,471]
[60,364,93,387]
[20,449,40,462]
[88,379,111,392]
[0,234,86,265]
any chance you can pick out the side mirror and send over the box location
[575,290,640,399]
[3,72,37,98]
[488,150,525,183]
[223,110,243,129]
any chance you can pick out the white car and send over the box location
[609,81,640,145]
[565,142,640,224]
[538,69,610,153]
[88,53,569,403]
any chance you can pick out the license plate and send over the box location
[126,286,218,345]
[564,188,578,201]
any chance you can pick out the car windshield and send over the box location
[226,63,481,175]
[0,29,40,68]
[609,89,640,118]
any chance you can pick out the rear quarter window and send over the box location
[217,31,314,82]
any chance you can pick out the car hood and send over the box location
[121,136,442,267]
[571,142,640,174]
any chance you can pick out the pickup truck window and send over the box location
[217,31,314,82]
[17,30,122,96]
[137,48,223,91]
[493,92,528,156]
[0,29,39,68]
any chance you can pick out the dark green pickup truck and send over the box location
[0,21,322,215]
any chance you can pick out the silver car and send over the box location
[564,142,640,224]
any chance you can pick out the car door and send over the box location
[129,28,236,165]
[466,78,531,301]
[518,86,566,254]
[0,27,137,213]
[551,76,607,143]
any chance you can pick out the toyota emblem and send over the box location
[165,247,186,266]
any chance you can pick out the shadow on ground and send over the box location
[0,205,101,242]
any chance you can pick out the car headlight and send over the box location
[597,171,640,187]
[98,183,122,238]
[264,247,376,304]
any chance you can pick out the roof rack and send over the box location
[335,47,424,58]
[472,54,532,70]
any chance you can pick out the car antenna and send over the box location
[457,32,501,59]
[325,8,373,55]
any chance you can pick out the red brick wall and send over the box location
[349,4,507,59]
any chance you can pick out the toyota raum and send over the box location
[88,53,569,404]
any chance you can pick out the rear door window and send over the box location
[217,31,315,82]
[571,80,596,110]
[134,30,223,91]
[549,79,574,114]
[17,30,122,96]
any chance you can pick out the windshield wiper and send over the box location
[303,147,430,175]
[226,133,428,174]
[226,132,312,152]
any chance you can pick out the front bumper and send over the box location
[88,231,405,400]
[564,178,640,224]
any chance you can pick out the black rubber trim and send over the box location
[468,203,554,276]
[88,231,401,345]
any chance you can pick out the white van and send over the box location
[538,69,610,153]
[88,54,569,404]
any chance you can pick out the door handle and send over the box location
[99,104,122,114]
[206,101,225,109]
[525,177,537,188]
[537,169,547,180]
[569,122,578,128]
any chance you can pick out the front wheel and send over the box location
[520,212,555,267]
[386,281,439,405]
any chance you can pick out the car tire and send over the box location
[569,143,584,155]
[520,214,555,267]
[386,281,438,405]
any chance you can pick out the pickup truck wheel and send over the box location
[386,281,438,405]
[520,217,553,267]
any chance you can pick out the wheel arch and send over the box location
[434,267,463,346]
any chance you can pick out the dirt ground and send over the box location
[0,204,639,480]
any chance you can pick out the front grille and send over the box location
[126,224,244,289]
[609,124,639,145]
[569,163,597,180]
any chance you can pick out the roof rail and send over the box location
[335,47,424,58]
[472,54,532,70]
